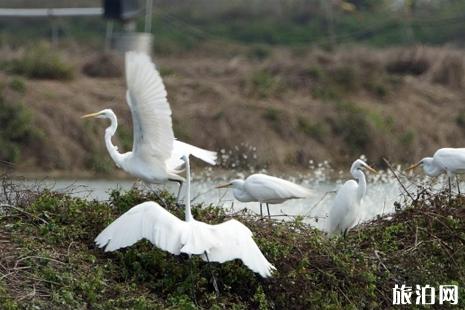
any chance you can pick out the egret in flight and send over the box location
[95,155,276,280]
[82,52,216,202]
[406,147,465,193]
[327,159,377,235]
[216,174,313,218]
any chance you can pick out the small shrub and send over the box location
[246,70,283,98]
[332,101,372,153]
[297,117,326,142]
[246,45,271,60]
[386,48,430,76]
[456,112,465,129]
[9,77,26,94]
[4,44,74,80]
[262,107,280,122]
[399,130,415,146]
[0,95,37,162]
[82,53,122,78]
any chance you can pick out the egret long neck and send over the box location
[354,170,367,202]
[104,112,124,167]
[232,180,254,202]
[184,156,193,222]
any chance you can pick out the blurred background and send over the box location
[1,0,465,177]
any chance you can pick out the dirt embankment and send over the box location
[2,44,465,175]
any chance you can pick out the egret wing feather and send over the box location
[328,180,359,235]
[125,52,174,162]
[95,201,187,254]
[201,219,276,278]
[245,174,312,203]
[167,140,217,170]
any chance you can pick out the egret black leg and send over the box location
[447,176,453,201]
[266,203,271,219]
[189,257,197,304]
[457,176,461,194]
[204,252,220,296]
[259,203,263,218]
[175,181,184,207]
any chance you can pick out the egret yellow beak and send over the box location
[364,164,378,174]
[405,162,421,172]
[216,183,232,189]
[81,112,101,119]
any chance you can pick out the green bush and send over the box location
[8,77,26,94]
[246,70,283,98]
[297,117,327,142]
[1,185,464,308]
[332,101,372,153]
[3,44,74,80]
[0,94,36,162]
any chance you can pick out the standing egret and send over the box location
[81,52,216,202]
[406,148,465,193]
[216,174,313,218]
[327,159,377,235]
[95,155,276,279]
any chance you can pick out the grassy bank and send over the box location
[2,44,465,173]
[0,178,464,308]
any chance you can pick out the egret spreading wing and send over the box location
[125,52,174,162]
[95,201,188,254]
[202,219,276,278]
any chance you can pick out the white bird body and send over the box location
[218,173,313,218]
[95,156,276,278]
[407,148,465,193]
[328,180,361,235]
[428,148,465,176]
[82,52,216,187]
[328,159,376,235]
[227,173,312,204]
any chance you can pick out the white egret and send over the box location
[216,174,313,218]
[406,148,465,193]
[81,52,216,201]
[327,159,377,235]
[95,155,276,279]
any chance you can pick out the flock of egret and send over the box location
[82,52,465,279]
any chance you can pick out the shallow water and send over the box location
[15,163,451,232]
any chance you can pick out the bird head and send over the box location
[81,109,114,120]
[405,157,435,174]
[351,159,377,174]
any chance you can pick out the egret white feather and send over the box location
[81,52,217,201]
[327,159,377,235]
[95,156,275,278]
[217,173,313,218]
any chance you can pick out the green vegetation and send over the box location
[297,117,327,142]
[245,70,283,99]
[2,44,74,80]
[0,92,38,163]
[0,181,464,308]
[8,78,26,94]
[332,101,372,154]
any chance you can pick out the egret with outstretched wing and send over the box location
[82,52,216,200]
[216,173,313,218]
[95,155,276,280]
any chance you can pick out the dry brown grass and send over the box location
[1,44,465,173]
